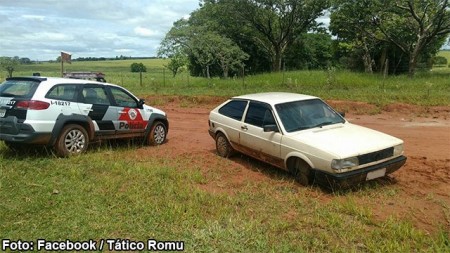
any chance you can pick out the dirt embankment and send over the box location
[145,96,450,234]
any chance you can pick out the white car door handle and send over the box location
[241,126,248,130]
[119,111,127,114]
[83,109,93,112]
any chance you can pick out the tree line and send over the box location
[158,0,450,78]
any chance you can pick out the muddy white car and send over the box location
[0,76,168,157]
[208,92,406,188]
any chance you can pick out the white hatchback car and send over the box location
[208,92,406,188]
[0,76,168,156]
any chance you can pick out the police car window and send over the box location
[0,80,40,98]
[245,102,273,127]
[82,87,110,105]
[46,84,78,101]
[218,100,247,121]
[110,87,137,108]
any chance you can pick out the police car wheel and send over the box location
[55,124,89,157]
[147,121,166,145]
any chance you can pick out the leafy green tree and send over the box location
[0,56,20,78]
[433,55,447,65]
[374,0,450,77]
[285,33,334,70]
[159,18,248,78]
[130,63,147,72]
[330,0,380,73]
[226,0,329,72]
[19,58,31,64]
[165,51,188,77]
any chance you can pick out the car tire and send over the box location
[290,158,314,186]
[54,124,89,157]
[215,132,234,158]
[147,121,167,146]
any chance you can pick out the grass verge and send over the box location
[0,144,447,252]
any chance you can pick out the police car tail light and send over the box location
[15,100,50,110]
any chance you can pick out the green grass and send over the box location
[1,56,449,251]
[1,145,448,252]
[4,57,450,107]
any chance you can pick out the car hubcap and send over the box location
[65,129,86,153]
[153,125,166,144]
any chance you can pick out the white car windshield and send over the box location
[275,99,345,132]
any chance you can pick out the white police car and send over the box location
[0,76,168,156]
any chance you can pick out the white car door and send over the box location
[215,100,248,146]
[239,101,282,165]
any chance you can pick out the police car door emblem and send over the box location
[128,109,137,120]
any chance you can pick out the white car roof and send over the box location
[233,92,318,105]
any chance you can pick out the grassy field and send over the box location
[4,57,450,107]
[1,145,448,252]
[1,57,449,252]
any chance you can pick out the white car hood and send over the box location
[287,122,402,158]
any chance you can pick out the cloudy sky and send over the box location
[0,0,200,61]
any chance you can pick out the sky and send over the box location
[0,0,200,61]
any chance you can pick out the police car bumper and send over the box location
[0,116,51,144]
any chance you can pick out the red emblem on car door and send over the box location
[118,108,147,130]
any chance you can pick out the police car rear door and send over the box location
[78,85,117,137]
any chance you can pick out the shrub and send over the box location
[433,56,447,66]
[130,62,147,72]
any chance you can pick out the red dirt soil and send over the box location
[146,96,450,235]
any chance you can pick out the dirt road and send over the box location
[147,96,450,234]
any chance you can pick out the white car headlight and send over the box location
[331,157,359,171]
[393,144,403,156]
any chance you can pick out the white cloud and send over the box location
[23,32,74,41]
[134,26,159,37]
[22,15,45,21]
[0,0,199,60]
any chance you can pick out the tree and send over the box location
[0,56,20,78]
[213,37,249,78]
[285,33,333,70]
[330,0,380,73]
[19,58,32,64]
[433,55,448,66]
[158,18,248,78]
[130,63,147,72]
[374,0,450,77]
[165,51,188,77]
[226,0,329,72]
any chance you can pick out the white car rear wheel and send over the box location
[215,133,234,158]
